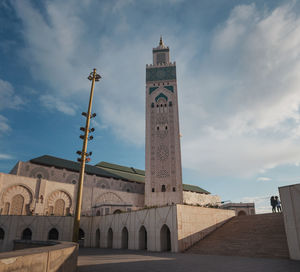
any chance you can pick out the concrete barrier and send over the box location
[0,240,78,272]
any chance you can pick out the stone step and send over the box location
[185,213,289,259]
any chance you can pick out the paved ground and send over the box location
[78,248,300,272]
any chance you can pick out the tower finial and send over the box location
[159,35,164,47]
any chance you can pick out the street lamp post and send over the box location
[72,68,101,243]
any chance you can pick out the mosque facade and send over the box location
[0,39,239,253]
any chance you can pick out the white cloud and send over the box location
[40,94,77,116]
[0,79,25,110]
[179,3,300,177]
[0,153,13,160]
[257,177,272,182]
[12,1,300,178]
[0,115,10,134]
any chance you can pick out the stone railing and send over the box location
[0,240,78,272]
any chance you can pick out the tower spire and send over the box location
[159,35,164,47]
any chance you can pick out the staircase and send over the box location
[185,213,289,259]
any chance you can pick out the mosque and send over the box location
[0,38,250,252]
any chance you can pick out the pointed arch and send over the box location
[155,93,168,102]
[96,228,100,248]
[139,226,147,250]
[160,224,171,251]
[0,228,5,240]
[22,228,32,240]
[121,227,128,249]
[1,185,33,215]
[48,228,59,240]
[45,190,72,216]
[107,228,113,248]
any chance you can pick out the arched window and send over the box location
[78,228,85,248]
[238,211,247,216]
[161,185,166,192]
[107,228,113,248]
[113,209,121,214]
[0,228,5,240]
[22,228,32,240]
[121,227,129,249]
[54,199,65,216]
[160,224,171,251]
[139,226,147,250]
[11,194,24,215]
[48,228,59,240]
[96,229,100,248]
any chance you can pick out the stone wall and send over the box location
[0,241,77,272]
[0,205,236,253]
[183,191,221,206]
[279,183,300,260]
[0,172,144,217]
[176,205,235,252]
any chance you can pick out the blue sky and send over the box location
[1,0,300,213]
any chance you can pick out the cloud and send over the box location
[0,79,25,110]
[0,153,13,160]
[40,94,77,116]
[257,177,272,182]
[0,115,10,134]
[180,2,300,177]
[11,1,300,178]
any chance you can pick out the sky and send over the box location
[1,0,300,213]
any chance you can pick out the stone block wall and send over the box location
[279,183,300,260]
[176,205,235,252]
[0,241,77,272]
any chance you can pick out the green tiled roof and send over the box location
[95,162,145,183]
[183,184,209,194]
[29,155,210,194]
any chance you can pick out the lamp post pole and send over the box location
[72,68,101,243]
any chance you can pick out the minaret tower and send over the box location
[145,37,183,206]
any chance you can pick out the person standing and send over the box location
[270,196,276,213]
[275,196,282,212]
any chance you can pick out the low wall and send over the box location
[0,240,78,272]
[279,183,300,260]
[176,205,235,252]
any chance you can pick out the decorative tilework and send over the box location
[153,48,169,53]
[149,87,159,94]
[146,66,176,82]
[164,86,174,92]
[155,93,168,102]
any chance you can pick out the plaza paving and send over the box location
[78,248,300,272]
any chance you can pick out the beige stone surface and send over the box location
[279,183,300,260]
[183,191,220,206]
[176,205,235,251]
[0,241,77,272]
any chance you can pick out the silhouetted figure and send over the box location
[270,196,276,213]
[275,196,282,212]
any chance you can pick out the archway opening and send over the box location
[54,199,65,216]
[78,228,85,248]
[139,226,147,250]
[121,227,128,249]
[96,228,100,248]
[160,224,171,251]
[107,228,113,248]
[113,209,122,214]
[11,194,24,215]
[0,228,4,240]
[238,211,247,216]
[48,228,59,240]
[22,228,32,240]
